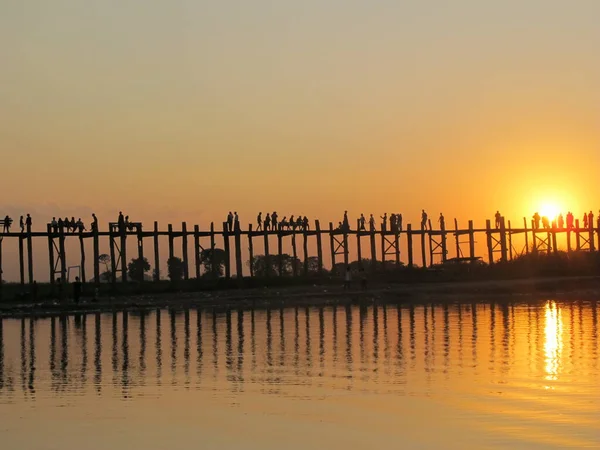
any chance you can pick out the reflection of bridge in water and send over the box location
[0,301,597,400]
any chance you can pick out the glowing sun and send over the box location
[539,202,560,221]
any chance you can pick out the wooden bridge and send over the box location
[0,215,598,288]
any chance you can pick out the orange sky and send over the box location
[1,1,599,280]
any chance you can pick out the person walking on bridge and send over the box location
[369,214,375,232]
[438,213,445,229]
[583,212,588,229]
[359,214,366,231]
[257,212,262,231]
[494,211,501,229]
[19,216,24,233]
[421,210,428,230]
[227,211,233,232]
[271,212,278,231]
[25,214,32,231]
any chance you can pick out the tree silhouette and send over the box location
[98,254,112,282]
[127,257,150,282]
[167,257,184,281]
[199,248,227,277]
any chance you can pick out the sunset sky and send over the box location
[1,1,599,279]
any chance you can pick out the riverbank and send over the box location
[1,275,599,317]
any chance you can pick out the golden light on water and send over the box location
[544,301,564,381]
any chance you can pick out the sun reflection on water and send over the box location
[544,301,564,381]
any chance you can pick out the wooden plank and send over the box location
[468,220,475,261]
[315,220,323,275]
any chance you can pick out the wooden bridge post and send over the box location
[454,219,460,258]
[263,225,270,278]
[194,225,201,279]
[47,224,55,284]
[315,220,323,275]
[420,223,427,268]
[508,220,513,260]
[486,219,494,264]
[343,229,349,267]
[153,221,160,281]
[406,224,413,267]
[26,224,33,284]
[109,225,117,286]
[329,222,336,272]
[234,224,243,278]
[210,222,217,278]
[428,219,434,267]
[589,220,595,252]
[120,224,127,282]
[575,219,581,251]
[168,224,174,261]
[222,222,231,279]
[79,232,86,283]
[394,229,400,266]
[523,218,529,255]
[440,220,447,263]
[369,225,377,272]
[380,228,386,269]
[468,220,475,260]
[0,238,3,295]
[182,222,189,280]
[566,225,572,252]
[499,217,507,262]
[248,224,255,277]
[59,227,67,289]
[18,234,25,286]
[551,222,558,254]
[137,227,144,283]
[356,219,362,264]
[531,220,538,254]
[277,230,283,276]
[302,227,308,276]
[93,224,100,285]
[291,233,298,276]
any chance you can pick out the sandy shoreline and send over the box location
[1,275,599,317]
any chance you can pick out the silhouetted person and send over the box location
[271,212,278,231]
[64,216,70,232]
[343,211,349,231]
[583,213,588,229]
[344,266,351,290]
[265,213,271,231]
[369,214,375,231]
[421,210,428,229]
[289,215,296,230]
[73,276,82,304]
[397,213,403,232]
[542,216,549,229]
[296,216,302,229]
[2,215,10,233]
[19,215,24,233]
[302,216,309,230]
[281,216,288,230]
[390,213,396,232]
[51,217,58,233]
[77,218,85,233]
[359,214,366,231]
[438,213,445,229]
[381,213,387,232]
[532,212,540,230]
[257,212,262,231]
[494,211,501,229]
[588,211,594,229]
[566,211,574,229]
[337,221,343,230]
[25,214,32,231]
[226,211,233,232]
[557,213,564,229]
[118,211,125,232]
[57,217,64,232]
[234,212,239,231]
[91,213,98,232]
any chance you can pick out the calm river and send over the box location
[0,300,598,449]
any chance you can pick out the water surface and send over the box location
[0,300,598,449]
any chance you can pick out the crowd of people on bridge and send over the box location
[531,211,600,231]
